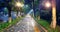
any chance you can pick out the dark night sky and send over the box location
[56,0,60,12]
[56,0,60,25]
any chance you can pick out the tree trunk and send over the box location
[7,6,12,23]
[17,10,19,18]
[6,0,12,23]
[19,11,21,17]
[50,0,56,29]
[33,1,36,17]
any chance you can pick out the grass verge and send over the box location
[0,17,23,32]
[34,18,58,32]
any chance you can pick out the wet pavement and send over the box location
[3,14,44,32]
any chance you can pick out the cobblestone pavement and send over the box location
[3,15,44,32]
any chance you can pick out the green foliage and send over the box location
[34,0,39,7]
[22,5,31,14]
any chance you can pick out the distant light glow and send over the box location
[45,2,51,8]
[15,2,24,7]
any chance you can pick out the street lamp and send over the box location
[15,2,24,7]
[45,1,51,8]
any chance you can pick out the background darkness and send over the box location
[56,0,60,25]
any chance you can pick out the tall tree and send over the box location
[6,0,12,22]
[50,0,56,29]
[33,0,40,19]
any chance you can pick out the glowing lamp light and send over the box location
[45,2,51,8]
[15,2,24,7]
